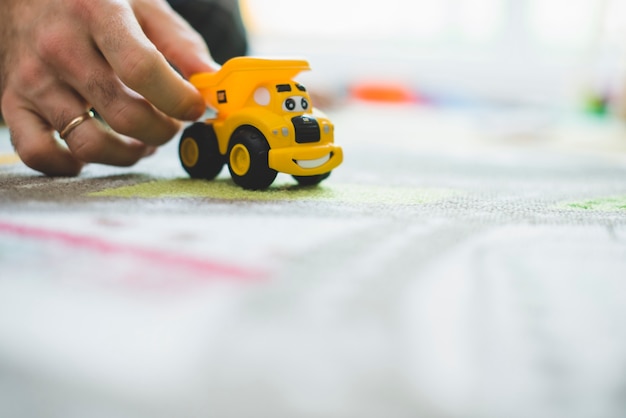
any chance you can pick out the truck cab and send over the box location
[179,57,343,190]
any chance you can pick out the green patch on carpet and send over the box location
[89,178,458,205]
[564,196,626,211]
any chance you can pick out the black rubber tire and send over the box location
[227,127,277,190]
[293,172,331,186]
[179,122,224,180]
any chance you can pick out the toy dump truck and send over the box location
[178,57,343,190]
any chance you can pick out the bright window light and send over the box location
[243,0,502,42]
[528,0,599,49]
[456,0,504,42]
[241,0,625,106]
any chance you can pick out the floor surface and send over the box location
[1,102,626,418]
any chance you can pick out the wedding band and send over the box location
[59,110,94,140]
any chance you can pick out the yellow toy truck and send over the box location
[178,57,343,190]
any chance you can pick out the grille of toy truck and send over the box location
[292,116,321,144]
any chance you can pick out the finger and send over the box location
[87,1,206,120]
[1,93,83,176]
[135,0,219,77]
[26,81,156,167]
[37,24,182,145]
[71,66,182,146]
[62,113,156,167]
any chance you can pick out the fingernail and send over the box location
[143,146,157,157]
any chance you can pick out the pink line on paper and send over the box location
[0,220,265,281]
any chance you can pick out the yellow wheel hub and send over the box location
[230,144,251,176]
[180,137,199,167]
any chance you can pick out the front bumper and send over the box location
[268,144,343,176]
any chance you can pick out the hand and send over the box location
[0,0,218,176]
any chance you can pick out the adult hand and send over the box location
[0,0,218,176]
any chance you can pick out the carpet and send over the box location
[1,103,626,418]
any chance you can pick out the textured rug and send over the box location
[2,103,626,418]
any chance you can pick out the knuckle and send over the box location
[108,101,138,134]
[118,48,160,89]
[86,72,119,107]
[34,28,69,63]
[11,57,47,90]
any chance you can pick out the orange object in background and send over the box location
[349,81,418,104]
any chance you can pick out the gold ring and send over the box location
[59,110,94,140]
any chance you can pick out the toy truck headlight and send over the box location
[322,122,331,135]
[273,126,290,137]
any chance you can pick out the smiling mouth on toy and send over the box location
[294,153,331,169]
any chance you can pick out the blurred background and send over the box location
[2,2,626,417]
[242,0,626,115]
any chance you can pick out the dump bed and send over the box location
[190,57,311,116]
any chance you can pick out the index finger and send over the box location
[89,2,205,121]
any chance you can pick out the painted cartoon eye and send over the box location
[285,98,296,111]
[283,96,309,112]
